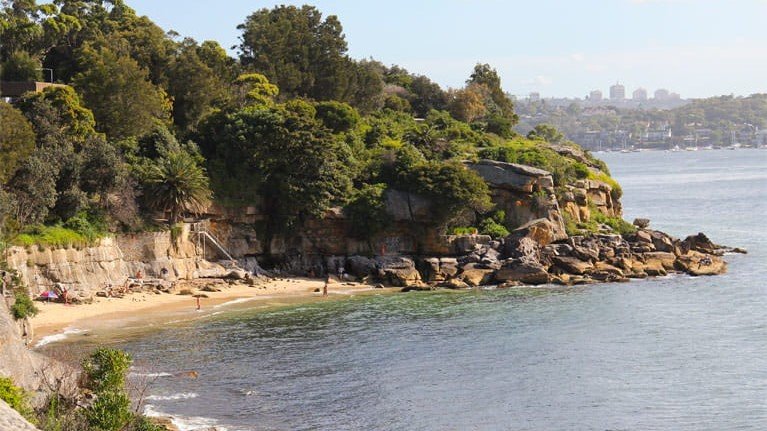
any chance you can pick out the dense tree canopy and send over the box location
[73,44,171,140]
[0,102,36,182]
[0,1,620,253]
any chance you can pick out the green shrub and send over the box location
[83,348,132,392]
[588,171,623,199]
[315,101,360,133]
[84,390,132,431]
[592,211,636,236]
[0,376,33,419]
[572,162,590,179]
[11,292,38,320]
[344,183,391,239]
[129,416,166,431]
[451,227,478,235]
[478,218,509,238]
[82,348,134,431]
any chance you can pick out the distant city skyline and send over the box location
[523,82,681,101]
[129,0,767,99]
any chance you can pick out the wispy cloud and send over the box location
[524,75,553,87]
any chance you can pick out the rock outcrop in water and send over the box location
[326,220,740,290]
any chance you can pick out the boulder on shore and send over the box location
[675,251,727,276]
[376,256,422,287]
[495,258,550,285]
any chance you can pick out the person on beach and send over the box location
[0,270,6,296]
[323,275,329,297]
[196,295,201,310]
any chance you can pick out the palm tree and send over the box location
[143,151,212,224]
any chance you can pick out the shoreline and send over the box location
[30,277,392,347]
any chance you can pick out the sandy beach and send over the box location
[30,277,389,346]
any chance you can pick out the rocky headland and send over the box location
[0,153,743,431]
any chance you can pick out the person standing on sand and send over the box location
[196,295,201,310]
[323,275,329,297]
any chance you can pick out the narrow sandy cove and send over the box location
[30,277,391,346]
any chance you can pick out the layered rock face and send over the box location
[4,224,229,300]
[560,178,622,224]
[0,400,39,431]
[467,160,568,241]
[0,299,78,408]
[207,159,574,271]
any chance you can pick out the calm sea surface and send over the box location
[100,149,767,430]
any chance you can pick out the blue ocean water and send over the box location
[115,149,767,431]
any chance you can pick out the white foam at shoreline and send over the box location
[144,404,229,431]
[34,327,86,347]
[145,392,198,401]
[213,296,273,309]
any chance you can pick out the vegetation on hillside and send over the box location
[0,0,623,251]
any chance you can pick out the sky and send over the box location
[128,0,767,99]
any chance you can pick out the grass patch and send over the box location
[592,211,636,236]
[563,207,636,237]
[15,225,90,248]
[13,211,108,249]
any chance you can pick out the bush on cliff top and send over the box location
[478,139,591,186]
[10,292,38,320]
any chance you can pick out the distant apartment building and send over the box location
[588,90,603,101]
[609,83,625,100]
[654,88,670,100]
[529,92,541,102]
[632,88,648,101]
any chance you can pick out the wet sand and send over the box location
[30,277,388,346]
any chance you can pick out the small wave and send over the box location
[144,404,229,431]
[129,371,172,378]
[213,297,256,308]
[145,392,198,401]
[35,327,86,347]
[213,296,273,309]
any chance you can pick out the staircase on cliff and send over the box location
[191,223,238,267]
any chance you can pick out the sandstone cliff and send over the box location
[0,399,39,431]
[5,224,228,300]
[0,298,78,408]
